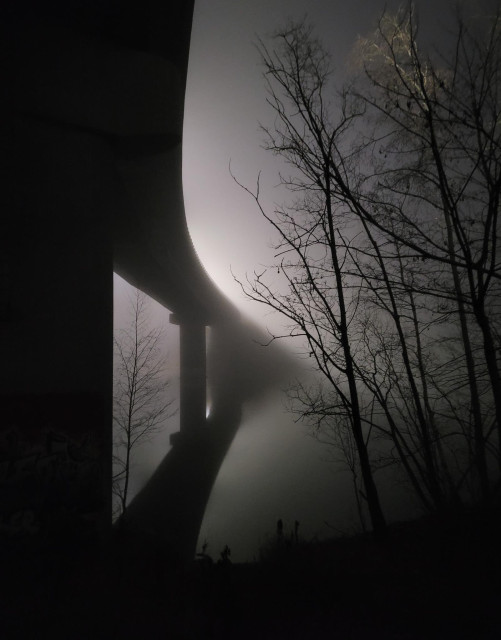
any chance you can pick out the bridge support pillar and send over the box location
[170,315,206,438]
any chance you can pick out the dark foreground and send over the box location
[2,508,501,639]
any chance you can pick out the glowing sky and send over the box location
[183,0,382,328]
[182,0,484,327]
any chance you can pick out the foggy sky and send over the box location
[183,0,489,327]
[115,0,497,561]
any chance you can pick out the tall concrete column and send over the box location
[170,315,207,435]
[2,115,114,548]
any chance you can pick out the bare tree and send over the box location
[113,289,175,521]
[234,23,388,538]
[351,4,501,493]
[236,5,500,532]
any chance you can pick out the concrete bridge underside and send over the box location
[1,0,287,565]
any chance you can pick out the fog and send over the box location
[5,1,499,637]
[114,274,419,561]
[111,0,437,561]
[112,0,501,561]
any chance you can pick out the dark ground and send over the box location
[2,507,501,639]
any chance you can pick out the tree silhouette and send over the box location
[236,5,500,532]
[112,289,175,521]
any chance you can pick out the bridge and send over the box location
[2,0,288,565]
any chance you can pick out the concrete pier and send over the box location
[170,315,207,438]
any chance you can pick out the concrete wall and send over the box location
[1,113,114,546]
[1,0,195,552]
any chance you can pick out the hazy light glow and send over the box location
[183,0,466,561]
[116,0,475,561]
